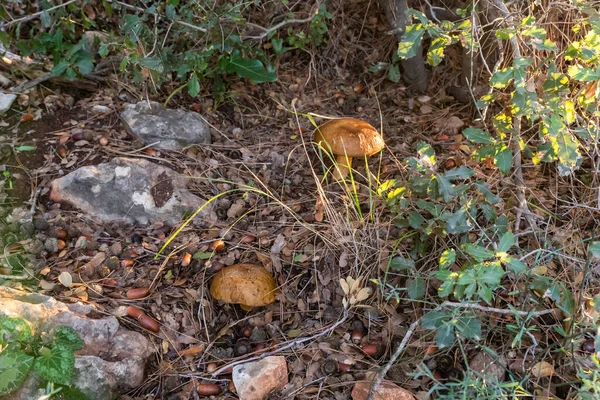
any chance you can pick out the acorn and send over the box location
[582,339,595,353]
[57,145,69,158]
[196,383,222,396]
[127,287,150,299]
[55,228,68,239]
[181,252,192,267]
[126,306,144,319]
[351,328,364,344]
[321,359,338,375]
[136,313,159,333]
[205,363,218,374]
[361,343,382,357]
[338,362,352,373]
[234,339,251,357]
[241,326,252,338]
[211,239,225,252]
[99,136,109,146]
[56,240,67,251]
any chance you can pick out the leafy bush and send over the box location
[0,1,330,100]
[0,315,83,396]
[394,3,600,176]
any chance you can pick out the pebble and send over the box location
[44,238,59,253]
[33,217,50,231]
[27,239,45,255]
[109,242,123,256]
[233,356,289,400]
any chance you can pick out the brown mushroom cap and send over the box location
[209,263,277,309]
[314,118,384,157]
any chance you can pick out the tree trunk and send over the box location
[380,0,429,92]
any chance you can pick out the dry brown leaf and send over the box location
[531,361,554,378]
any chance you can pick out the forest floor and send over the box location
[1,1,598,399]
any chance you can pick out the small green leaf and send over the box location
[444,165,475,180]
[139,57,164,73]
[462,243,495,261]
[398,24,426,59]
[192,251,213,259]
[0,350,34,396]
[498,231,515,253]
[408,211,426,229]
[389,256,415,271]
[454,317,481,340]
[494,147,513,174]
[188,74,200,98]
[230,55,277,83]
[435,174,456,203]
[14,145,36,152]
[436,324,455,348]
[421,310,448,329]
[0,316,32,345]
[478,262,505,285]
[388,64,400,83]
[505,256,527,274]
[33,344,75,385]
[53,326,84,351]
[490,67,514,88]
[439,249,456,269]
[590,242,600,258]
[408,278,426,300]
[462,127,496,144]
[568,65,600,82]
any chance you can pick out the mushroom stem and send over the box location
[333,155,353,180]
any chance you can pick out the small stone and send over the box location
[109,242,122,256]
[91,105,111,114]
[44,237,59,253]
[233,356,288,400]
[33,217,50,231]
[0,92,17,115]
[351,379,415,400]
[27,239,45,255]
[104,256,120,271]
[19,222,35,238]
[120,101,211,151]
[249,327,267,343]
[468,352,507,382]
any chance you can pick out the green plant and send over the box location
[0,315,84,397]
[411,362,530,398]
[1,1,331,99]
[392,2,600,176]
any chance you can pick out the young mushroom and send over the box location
[209,263,278,311]
[314,118,385,180]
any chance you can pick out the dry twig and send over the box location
[212,309,348,376]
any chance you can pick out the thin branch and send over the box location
[367,302,554,400]
[488,0,539,234]
[0,0,79,29]
[212,310,348,376]
[241,15,315,40]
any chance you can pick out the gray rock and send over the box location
[121,101,211,150]
[44,237,59,253]
[0,286,153,400]
[0,91,16,115]
[49,157,210,226]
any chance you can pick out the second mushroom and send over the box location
[314,118,385,180]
